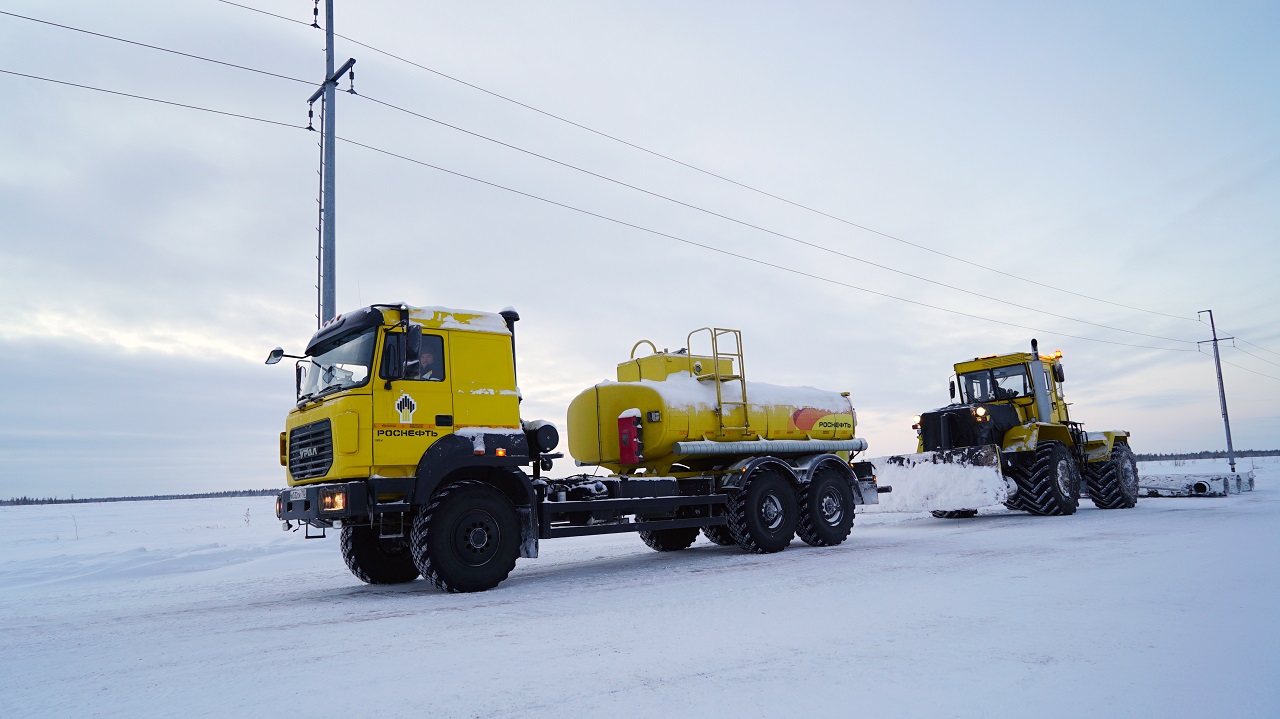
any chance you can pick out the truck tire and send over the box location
[931,510,978,519]
[410,480,520,593]
[701,524,737,546]
[727,468,797,554]
[796,467,855,546]
[1085,442,1139,509]
[1004,440,1080,516]
[638,527,699,551]
[340,525,421,585]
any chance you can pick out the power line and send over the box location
[0,68,301,129]
[1230,344,1280,369]
[336,134,1197,353]
[1219,357,1280,382]
[7,3,1200,346]
[214,0,311,27]
[0,64,1202,354]
[358,92,1197,346]
[1227,333,1280,359]
[214,0,1200,324]
[0,10,311,85]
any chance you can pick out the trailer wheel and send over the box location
[701,525,737,546]
[727,468,797,553]
[931,510,978,519]
[638,527,699,551]
[410,480,520,593]
[1005,441,1080,516]
[340,525,421,585]
[797,467,855,546]
[1085,442,1139,509]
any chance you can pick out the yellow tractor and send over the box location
[881,340,1138,517]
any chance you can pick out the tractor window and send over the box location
[960,365,1030,402]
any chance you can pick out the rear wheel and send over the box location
[638,527,699,551]
[931,509,978,519]
[340,525,420,585]
[1004,441,1080,516]
[1086,442,1139,509]
[700,524,737,546]
[410,480,520,593]
[797,467,855,546]
[727,468,797,553]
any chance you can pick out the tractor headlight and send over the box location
[975,406,987,419]
[911,415,921,430]
[320,487,347,513]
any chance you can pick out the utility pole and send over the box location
[307,0,355,327]
[1198,309,1236,473]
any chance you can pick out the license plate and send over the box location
[290,488,307,501]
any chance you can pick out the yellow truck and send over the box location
[267,304,885,592]
[881,340,1138,517]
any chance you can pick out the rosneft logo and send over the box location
[396,393,417,424]
[791,408,853,431]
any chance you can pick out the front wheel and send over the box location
[797,467,855,546]
[410,480,520,593]
[727,468,798,554]
[1006,441,1080,516]
[341,525,420,585]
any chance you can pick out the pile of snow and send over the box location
[862,454,1008,513]
[596,371,850,414]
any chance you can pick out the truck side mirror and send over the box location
[1053,364,1065,383]
[949,380,956,400]
[265,347,284,365]
[403,324,422,377]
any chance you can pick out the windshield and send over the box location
[959,364,1030,403]
[298,328,378,403]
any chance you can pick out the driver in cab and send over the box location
[418,349,443,380]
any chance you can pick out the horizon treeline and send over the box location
[1134,449,1278,462]
[1,489,279,507]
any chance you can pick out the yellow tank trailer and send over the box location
[269,312,885,593]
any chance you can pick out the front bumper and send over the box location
[277,481,369,525]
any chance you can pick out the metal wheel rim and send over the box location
[1120,461,1139,496]
[759,491,784,531]
[818,486,844,525]
[452,509,501,567]
[1055,459,1073,497]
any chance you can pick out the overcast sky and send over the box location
[1,0,1277,498]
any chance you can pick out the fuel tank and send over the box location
[568,351,855,472]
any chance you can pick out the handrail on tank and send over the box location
[629,339,659,359]
[685,327,713,356]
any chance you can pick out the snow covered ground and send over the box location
[2,458,1277,718]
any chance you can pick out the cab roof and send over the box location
[305,303,510,356]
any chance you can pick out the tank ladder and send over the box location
[688,328,750,436]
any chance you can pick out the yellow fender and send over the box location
[1001,423,1074,454]
[1082,431,1130,464]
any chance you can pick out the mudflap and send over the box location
[868,445,1008,513]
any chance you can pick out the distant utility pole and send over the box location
[1198,309,1236,473]
[307,0,355,327]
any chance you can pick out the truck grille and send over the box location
[289,419,333,480]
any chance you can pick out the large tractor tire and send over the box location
[796,467,855,546]
[1086,442,1139,509]
[340,525,421,585]
[700,524,737,546]
[1004,441,1080,516]
[727,468,798,553]
[410,480,520,593]
[931,510,978,519]
[639,527,699,551]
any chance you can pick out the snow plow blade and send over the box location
[868,445,1008,513]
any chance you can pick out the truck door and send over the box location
[373,331,454,468]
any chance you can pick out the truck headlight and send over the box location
[320,487,347,513]
[275,495,283,519]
